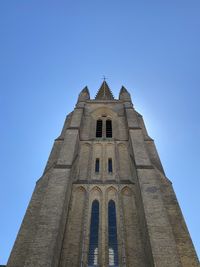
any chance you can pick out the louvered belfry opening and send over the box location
[106,120,112,138]
[96,120,103,137]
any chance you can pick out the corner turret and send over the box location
[119,86,132,101]
[78,86,90,102]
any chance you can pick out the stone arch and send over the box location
[91,107,117,120]
[83,142,91,146]
[117,142,127,149]
[106,186,117,194]
[121,186,132,196]
[90,186,103,203]
[75,185,86,194]
[106,115,112,120]
[106,186,118,203]
[86,186,103,265]
[90,185,102,194]
[105,186,120,266]
[121,185,146,266]
[90,107,118,139]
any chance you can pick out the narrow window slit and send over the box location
[108,158,113,173]
[95,158,100,173]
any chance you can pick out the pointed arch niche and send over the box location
[121,186,147,266]
[59,186,86,267]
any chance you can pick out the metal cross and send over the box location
[102,75,108,82]
[102,76,108,97]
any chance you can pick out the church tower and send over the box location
[7,82,199,267]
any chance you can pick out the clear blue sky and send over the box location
[0,0,200,264]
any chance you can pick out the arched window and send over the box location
[96,120,103,138]
[95,158,100,173]
[108,158,113,173]
[106,120,112,138]
[108,200,119,267]
[88,200,99,266]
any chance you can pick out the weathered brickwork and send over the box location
[7,82,199,267]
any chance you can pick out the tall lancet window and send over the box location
[106,120,112,138]
[108,200,119,267]
[96,120,103,138]
[88,200,99,266]
[108,158,113,173]
[95,158,100,173]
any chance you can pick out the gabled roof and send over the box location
[95,81,114,100]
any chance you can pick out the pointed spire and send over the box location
[119,86,131,101]
[78,86,90,102]
[95,81,114,100]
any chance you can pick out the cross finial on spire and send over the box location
[102,75,108,82]
[101,76,108,97]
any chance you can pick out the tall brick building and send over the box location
[7,82,199,267]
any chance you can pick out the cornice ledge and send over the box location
[55,137,64,141]
[136,165,154,169]
[68,127,79,130]
[129,127,142,130]
[144,137,154,142]
[73,180,135,185]
[54,164,72,169]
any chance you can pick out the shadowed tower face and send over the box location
[7,82,199,267]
